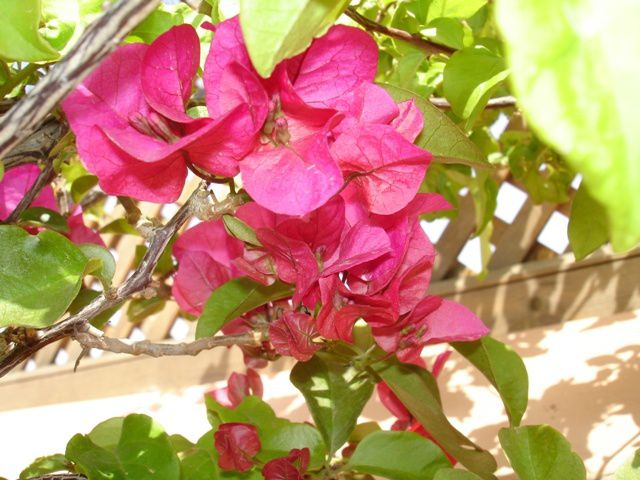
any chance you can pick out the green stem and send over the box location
[0,63,41,99]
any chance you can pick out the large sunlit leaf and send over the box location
[496,0,640,251]
[443,46,509,128]
[0,0,60,62]
[347,430,450,480]
[383,84,489,168]
[290,353,375,455]
[452,336,528,426]
[427,0,488,22]
[373,357,497,478]
[66,414,181,480]
[0,226,88,328]
[41,0,80,52]
[196,277,293,338]
[615,449,640,480]
[239,0,350,77]
[499,425,586,480]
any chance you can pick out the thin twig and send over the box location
[73,331,265,358]
[0,0,160,161]
[5,161,55,223]
[429,95,517,109]
[345,7,455,56]
[0,186,203,378]
[23,475,86,480]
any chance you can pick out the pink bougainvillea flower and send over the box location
[269,312,321,361]
[262,448,310,480]
[67,212,106,247]
[208,369,263,408]
[0,164,56,220]
[172,220,244,315]
[331,124,431,215]
[63,24,260,203]
[214,423,261,472]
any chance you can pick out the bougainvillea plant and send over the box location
[1,1,638,479]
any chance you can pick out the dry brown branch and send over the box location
[73,330,265,358]
[429,95,517,109]
[0,0,160,161]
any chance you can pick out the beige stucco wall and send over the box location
[1,311,639,479]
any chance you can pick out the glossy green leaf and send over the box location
[499,425,586,480]
[100,218,141,236]
[19,454,70,479]
[421,18,465,50]
[79,243,116,289]
[347,430,450,480]
[19,207,69,233]
[70,175,98,203]
[239,0,350,77]
[290,353,374,454]
[443,46,509,128]
[180,449,219,480]
[129,8,181,44]
[452,337,528,426]
[382,84,488,168]
[496,0,640,251]
[66,414,180,480]
[427,0,487,22]
[223,214,262,246]
[0,226,88,328]
[373,358,497,478]
[0,0,59,61]
[615,449,640,480]
[568,184,609,260]
[196,277,293,338]
[206,395,326,469]
[434,469,483,480]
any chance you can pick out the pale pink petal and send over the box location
[74,128,187,202]
[204,17,255,117]
[390,100,424,142]
[332,124,431,215]
[334,83,399,125]
[291,26,378,109]
[240,134,343,216]
[323,222,391,275]
[217,62,269,130]
[431,350,452,378]
[235,202,279,231]
[423,297,490,344]
[142,24,200,123]
[0,165,55,219]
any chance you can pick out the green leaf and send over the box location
[290,353,374,455]
[127,297,166,324]
[0,0,60,61]
[41,0,80,52]
[443,46,509,128]
[129,8,181,44]
[452,337,528,427]
[67,288,120,329]
[434,469,483,480]
[206,395,326,469]
[70,175,98,203]
[239,0,350,77]
[19,454,70,479]
[568,184,609,260]
[180,448,219,480]
[427,0,487,22]
[347,430,450,480]
[100,218,141,236]
[499,425,586,480]
[421,18,465,50]
[223,214,262,246]
[0,226,88,328]
[79,243,116,289]
[19,207,69,233]
[496,0,640,251]
[615,449,640,480]
[196,277,293,338]
[66,414,181,480]
[373,357,497,478]
[382,84,489,168]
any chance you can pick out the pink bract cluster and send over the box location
[62,19,489,363]
[0,164,104,246]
